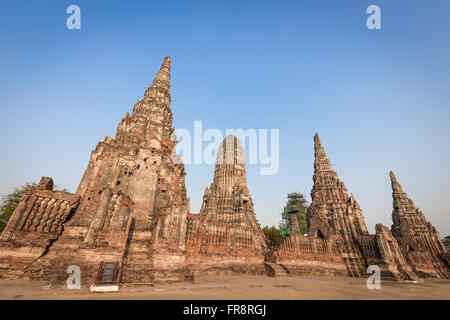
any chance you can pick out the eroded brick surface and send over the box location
[276,134,448,280]
[0,58,448,285]
[0,177,80,279]
[184,135,268,275]
[390,171,449,278]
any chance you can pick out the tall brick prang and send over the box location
[307,133,368,276]
[390,171,449,278]
[22,57,191,284]
[184,135,268,275]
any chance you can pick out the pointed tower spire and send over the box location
[313,132,321,145]
[313,133,334,173]
[144,56,171,97]
[197,134,267,254]
[390,171,416,217]
[310,133,369,238]
[390,171,422,235]
[311,133,348,211]
[389,171,404,194]
[216,135,245,165]
[213,135,247,190]
[132,56,173,119]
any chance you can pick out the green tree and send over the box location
[285,192,308,234]
[442,235,450,251]
[0,182,36,233]
[263,226,282,248]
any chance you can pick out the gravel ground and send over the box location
[0,275,449,300]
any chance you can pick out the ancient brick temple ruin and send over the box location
[276,134,449,280]
[0,178,80,279]
[1,56,191,284]
[276,134,422,280]
[0,57,448,284]
[184,135,268,275]
[389,171,449,278]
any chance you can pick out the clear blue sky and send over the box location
[1,1,449,235]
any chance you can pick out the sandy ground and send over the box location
[0,275,449,300]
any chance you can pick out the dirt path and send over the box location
[0,275,449,300]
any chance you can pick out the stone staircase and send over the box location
[264,262,289,277]
[119,228,154,284]
[120,259,153,284]
[397,266,419,282]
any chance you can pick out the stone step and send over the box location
[126,242,150,248]
[398,267,419,282]
[120,269,154,283]
[121,263,151,268]
[122,262,149,266]
[122,260,151,265]
[125,251,149,257]
[264,263,289,277]
[126,235,151,242]
[123,255,149,261]
[121,270,153,277]
[120,276,153,284]
[122,260,152,267]
[124,248,149,254]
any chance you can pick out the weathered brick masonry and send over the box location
[0,177,80,279]
[0,57,448,284]
[275,134,448,280]
[184,135,268,276]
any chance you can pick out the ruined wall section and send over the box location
[356,224,417,280]
[277,233,348,277]
[0,177,80,279]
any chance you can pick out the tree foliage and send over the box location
[285,192,308,234]
[0,182,36,233]
[442,235,450,251]
[262,226,282,248]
